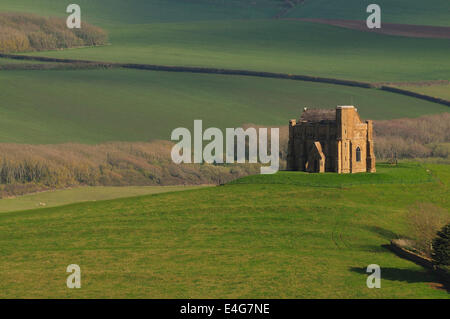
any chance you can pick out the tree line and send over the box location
[0,13,107,53]
[0,113,448,198]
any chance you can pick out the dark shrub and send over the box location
[432,224,450,266]
[406,203,449,258]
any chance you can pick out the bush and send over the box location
[0,27,31,52]
[27,31,58,51]
[432,224,450,266]
[0,141,260,198]
[0,13,107,53]
[374,113,450,160]
[406,203,450,258]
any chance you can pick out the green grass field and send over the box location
[1,0,447,26]
[0,0,281,24]
[393,84,450,101]
[0,68,448,144]
[21,20,450,83]
[0,162,448,298]
[0,185,207,214]
[2,1,449,84]
[230,163,437,187]
[287,0,450,27]
[0,58,46,65]
[0,1,449,300]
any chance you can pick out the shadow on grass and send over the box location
[350,266,434,284]
[356,244,391,253]
[364,225,402,241]
[350,266,449,292]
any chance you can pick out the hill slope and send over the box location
[0,185,207,214]
[0,163,448,298]
[0,0,282,25]
[0,68,447,144]
[286,0,450,27]
[2,0,448,26]
[1,2,447,82]
[21,20,450,82]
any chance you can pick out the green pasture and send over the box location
[0,68,448,144]
[231,162,437,187]
[1,2,449,83]
[0,0,448,300]
[1,0,448,26]
[287,0,450,27]
[22,20,450,83]
[0,58,42,65]
[0,163,448,298]
[393,84,450,101]
[0,0,281,24]
[0,185,207,214]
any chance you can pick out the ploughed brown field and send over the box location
[292,18,450,39]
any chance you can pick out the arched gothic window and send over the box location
[356,147,361,162]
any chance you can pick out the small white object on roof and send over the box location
[336,105,355,109]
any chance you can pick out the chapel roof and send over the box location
[299,108,336,123]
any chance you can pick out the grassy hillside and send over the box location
[0,0,447,300]
[0,162,448,298]
[0,0,282,25]
[1,0,448,26]
[1,2,448,83]
[0,57,44,64]
[0,68,447,144]
[0,185,207,214]
[286,0,450,27]
[230,163,436,187]
[392,84,450,101]
[22,20,450,82]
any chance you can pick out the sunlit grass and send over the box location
[0,163,448,298]
[0,185,208,214]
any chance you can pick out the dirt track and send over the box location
[292,18,450,39]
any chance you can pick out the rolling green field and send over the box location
[230,163,437,187]
[2,2,449,83]
[21,20,450,83]
[1,1,445,136]
[0,68,448,144]
[0,58,46,65]
[0,0,281,24]
[0,185,207,214]
[393,84,450,101]
[0,1,449,300]
[1,0,447,26]
[0,163,448,298]
[287,0,450,27]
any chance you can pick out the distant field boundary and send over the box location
[379,86,450,107]
[119,63,372,88]
[292,18,450,39]
[1,53,449,107]
[0,62,114,71]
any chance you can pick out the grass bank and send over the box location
[0,162,448,298]
[0,185,208,214]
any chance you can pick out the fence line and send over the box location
[1,53,449,108]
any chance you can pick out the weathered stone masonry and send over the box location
[287,106,376,173]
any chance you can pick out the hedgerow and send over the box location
[0,13,107,53]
